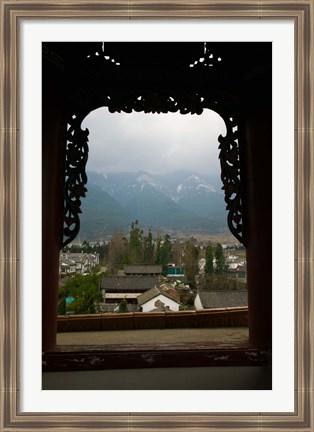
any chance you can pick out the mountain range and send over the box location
[78,170,228,240]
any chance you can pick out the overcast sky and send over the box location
[81,107,226,177]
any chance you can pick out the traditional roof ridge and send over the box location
[123,264,163,274]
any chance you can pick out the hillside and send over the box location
[79,183,131,239]
[77,170,228,240]
[124,183,221,231]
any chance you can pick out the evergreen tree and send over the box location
[214,243,228,274]
[143,229,154,264]
[128,220,143,264]
[118,298,128,313]
[205,244,214,275]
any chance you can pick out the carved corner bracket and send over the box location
[63,115,89,248]
[218,116,245,246]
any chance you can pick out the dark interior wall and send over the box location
[241,68,272,346]
[42,54,66,351]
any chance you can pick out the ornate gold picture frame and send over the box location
[1,1,313,430]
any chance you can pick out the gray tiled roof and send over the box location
[198,290,248,309]
[137,287,181,306]
[137,287,160,305]
[159,286,181,303]
[124,265,162,275]
[62,259,76,266]
[101,276,159,292]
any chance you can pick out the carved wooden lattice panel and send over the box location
[62,45,245,247]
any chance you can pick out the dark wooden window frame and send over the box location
[42,42,272,374]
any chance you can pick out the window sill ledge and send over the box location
[42,342,270,371]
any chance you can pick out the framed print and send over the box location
[1,1,313,431]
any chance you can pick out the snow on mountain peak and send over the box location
[137,173,155,184]
[186,175,201,182]
[136,173,164,193]
[176,175,216,195]
[196,183,216,193]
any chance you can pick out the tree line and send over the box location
[62,221,228,284]
[107,221,232,289]
[199,243,244,291]
[107,220,201,283]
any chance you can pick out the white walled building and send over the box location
[138,287,181,312]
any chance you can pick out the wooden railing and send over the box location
[57,307,248,332]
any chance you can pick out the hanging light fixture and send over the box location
[189,42,222,68]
